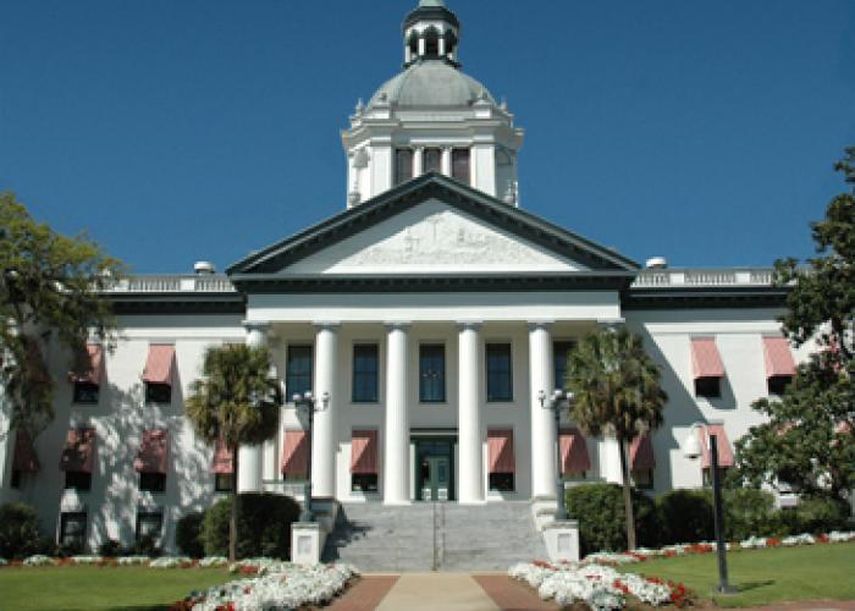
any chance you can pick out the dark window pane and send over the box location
[287,345,313,399]
[65,471,92,491]
[351,473,378,492]
[486,343,512,402]
[139,472,166,493]
[452,149,470,184]
[60,512,87,549]
[214,473,234,492]
[424,148,441,173]
[553,341,575,391]
[135,511,163,542]
[694,377,721,398]
[633,469,654,489]
[419,344,446,403]
[73,382,99,404]
[395,149,413,185]
[352,344,379,403]
[768,375,792,396]
[145,383,172,404]
[11,469,22,489]
[488,472,514,492]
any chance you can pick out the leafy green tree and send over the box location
[736,149,854,501]
[185,344,280,561]
[565,327,667,550]
[1,192,123,438]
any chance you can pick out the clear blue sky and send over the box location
[2,1,853,273]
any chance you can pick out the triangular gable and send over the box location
[228,173,638,276]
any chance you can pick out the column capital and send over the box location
[597,318,625,332]
[242,320,271,333]
[312,321,341,330]
[384,321,412,330]
[527,320,555,331]
[456,320,482,331]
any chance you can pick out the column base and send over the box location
[290,522,325,565]
[542,520,580,563]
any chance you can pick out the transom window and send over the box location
[286,345,313,399]
[419,344,446,403]
[352,344,379,403]
[486,343,513,402]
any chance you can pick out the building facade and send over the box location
[0,0,808,554]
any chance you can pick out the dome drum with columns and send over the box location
[343,0,523,208]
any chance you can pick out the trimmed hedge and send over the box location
[0,502,45,559]
[781,496,851,535]
[175,511,205,558]
[565,483,660,554]
[657,489,715,544]
[201,493,301,559]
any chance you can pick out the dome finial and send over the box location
[419,0,446,6]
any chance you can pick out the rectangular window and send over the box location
[633,469,654,490]
[352,344,379,403]
[214,473,234,493]
[395,148,413,185]
[135,511,163,543]
[351,473,379,492]
[694,377,721,399]
[65,471,92,492]
[452,148,470,184]
[145,383,172,405]
[488,473,515,492]
[486,343,513,402]
[73,382,99,404]
[59,512,87,550]
[423,148,441,173]
[553,340,575,391]
[286,345,313,400]
[768,375,792,396]
[11,469,22,489]
[419,344,446,403]
[139,472,166,493]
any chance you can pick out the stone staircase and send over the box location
[322,501,547,572]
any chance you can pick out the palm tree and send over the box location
[565,327,667,550]
[185,344,280,561]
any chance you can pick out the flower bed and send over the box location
[22,555,56,567]
[150,556,194,569]
[509,561,685,609]
[174,562,359,611]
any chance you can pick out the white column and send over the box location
[458,322,484,503]
[441,146,452,177]
[239,320,269,493]
[313,323,339,498]
[384,323,410,504]
[413,146,424,176]
[418,35,426,57]
[438,35,446,56]
[529,321,557,498]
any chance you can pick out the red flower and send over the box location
[612,579,630,594]
[767,537,781,547]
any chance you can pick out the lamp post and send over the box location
[292,390,330,522]
[683,422,732,594]
[538,388,574,521]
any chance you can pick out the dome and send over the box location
[368,60,495,108]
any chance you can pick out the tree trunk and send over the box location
[618,435,637,551]
[229,445,239,563]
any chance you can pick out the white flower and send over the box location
[828,531,855,543]
[199,556,228,568]
[740,536,768,549]
[23,555,56,567]
[117,556,151,566]
[150,556,192,568]
[0,558,8,567]
[71,555,103,565]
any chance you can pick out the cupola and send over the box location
[403,0,461,67]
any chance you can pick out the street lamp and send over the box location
[292,390,330,522]
[538,388,574,521]
[683,422,732,594]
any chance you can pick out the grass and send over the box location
[0,565,234,611]
[619,541,855,607]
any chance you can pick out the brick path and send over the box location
[741,603,855,611]
[472,574,560,610]
[327,575,399,611]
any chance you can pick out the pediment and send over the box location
[285,200,587,275]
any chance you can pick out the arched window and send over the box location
[424,27,439,57]
[408,31,419,59]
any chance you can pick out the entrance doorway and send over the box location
[415,438,455,501]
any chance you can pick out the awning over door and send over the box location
[487,428,515,473]
[351,430,378,475]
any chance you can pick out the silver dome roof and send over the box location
[368,60,495,108]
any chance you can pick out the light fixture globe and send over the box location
[683,427,702,459]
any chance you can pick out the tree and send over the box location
[564,327,667,550]
[1,192,123,438]
[184,344,280,561]
[735,148,854,501]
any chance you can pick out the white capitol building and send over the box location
[0,0,809,566]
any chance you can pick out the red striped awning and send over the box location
[487,428,515,473]
[69,344,105,386]
[142,345,175,385]
[559,427,591,475]
[763,337,796,378]
[630,433,656,470]
[691,337,725,378]
[212,438,234,474]
[59,428,96,473]
[351,430,378,475]
[281,430,309,477]
[699,424,734,468]
[134,429,168,474]
[13,431,40,473]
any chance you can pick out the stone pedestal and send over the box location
[290,522,323,565]
[542,520,580,563]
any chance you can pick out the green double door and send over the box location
[415,439,454,502]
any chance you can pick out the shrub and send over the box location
[201,493,301,559]
[722,488,785,540]
[782,496,850,534]
[175,512,205,558]
[131,534,162,558]
[0,502,44,559]
[657,489,714,544]
[97,538,122,557]
[565,483,660,554]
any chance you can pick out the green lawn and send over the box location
[0,565,234,611]
[620,542,855,607]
